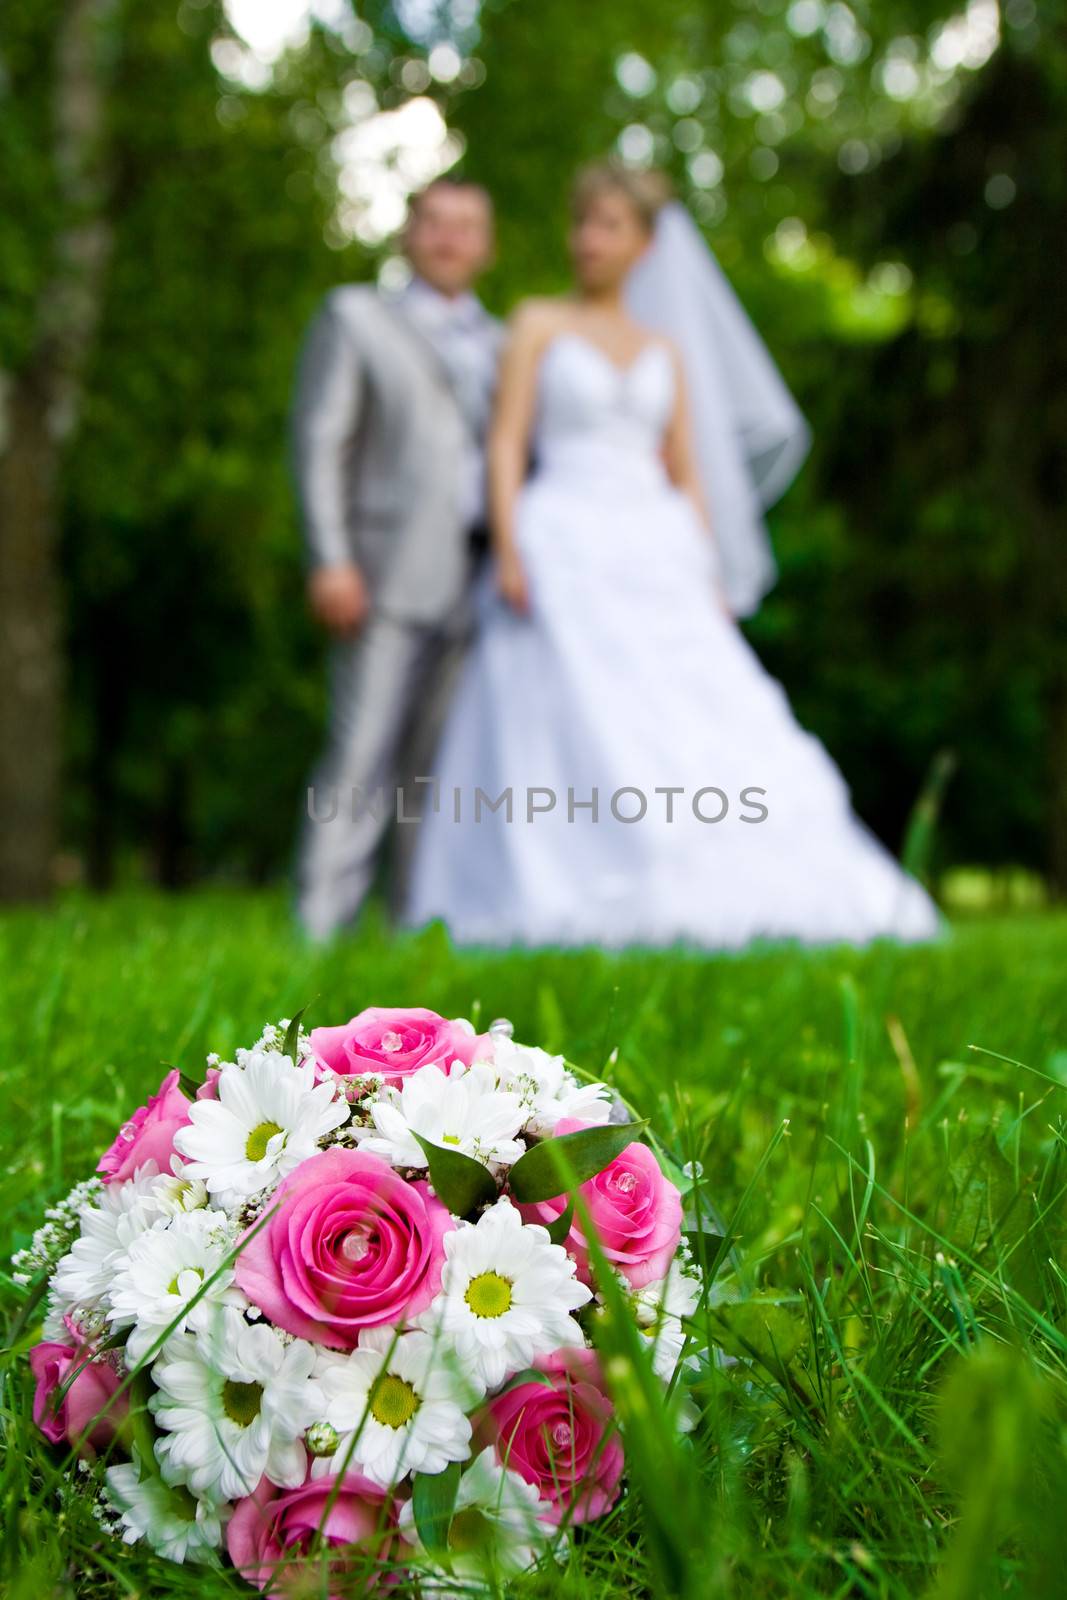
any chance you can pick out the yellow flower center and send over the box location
[369,1373,420,1429]
[222,1378,263,1427]
[465,1271,513,1319]
[167,1265,203,1296]
[245,1120,284,1161]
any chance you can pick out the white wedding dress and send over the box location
[404,333,942,949]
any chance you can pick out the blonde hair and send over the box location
[571,161,672,234]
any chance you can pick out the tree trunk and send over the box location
[0,0,115,901]
[0,378,64,899]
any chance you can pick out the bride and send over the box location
[404,163,941,948]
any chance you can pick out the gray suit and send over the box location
[293,283,500,939]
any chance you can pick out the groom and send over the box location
[293,178,500,939]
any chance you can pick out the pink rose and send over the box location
[484,1348,623,1525]
[196,1066,222,1100]
[228,1471,396,1597]
[29,1340,127,1455]
[96,1068,192,1184]
[235,1148,453,1348]
[309,1008,486,1087]
[519,1119,682,1290]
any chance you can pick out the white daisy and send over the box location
[312,1326,480,1489]
[150,1306,323,1501]
[399,1446,556,1584]
[492,1040,613,1137]
[108,1208,245,1365]
[418,1199,592,1391]
[353,1062,526,1172]
[173,1051,348,1208]
[46,1166,164,1338]
[633,1258,702,1381]
[105,1454,227,1564]
[151,1158,209,1218]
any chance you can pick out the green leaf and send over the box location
[682,1228,732,1271]
[160,1057,203,1101]
[118,1368,161,1473]
[412,1132,498,1217]
[412,1459,462,1552]
[705,1291,809,1391]
[282,1005,310,1065]
[546,1194,575,1245]
[508,1120,648,1204]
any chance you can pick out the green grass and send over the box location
[2,891,1066,1598]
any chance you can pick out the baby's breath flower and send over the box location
[12,1176,104,1280]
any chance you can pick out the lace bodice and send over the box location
[532,333,676,487]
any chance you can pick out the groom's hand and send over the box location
[307,562,369,635]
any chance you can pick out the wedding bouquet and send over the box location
[18,1007,707,1593]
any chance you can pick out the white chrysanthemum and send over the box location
[105,1455,227,1564]
[173,1051,348,1208]
[419,1199,591,1390]
[492,1040,613,1137]
[633,1258,702,1381]
[108,1208,245,1365]
[312,1326,480,1489]
[151,1307,323,1501]
[46,1166,164,1338]
[399,1446,556,1584]
[151,1158,209,1218]
[353,1062,526,1172]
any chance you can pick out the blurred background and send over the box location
[1,0,1063,908]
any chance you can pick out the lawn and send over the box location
[2,892,1065,1599]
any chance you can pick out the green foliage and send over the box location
[2,892,1067,1596]
[55,2,367,886]
[411,1127,498,1214]
[281,1004,309,1065]
[507,1118,650,1202]
[0,0,77,366]
[411,1458,462,1554]
[933,1343,1062,1600]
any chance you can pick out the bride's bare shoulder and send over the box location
[506,297,575,349]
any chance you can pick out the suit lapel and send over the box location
[377,288,458,402]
